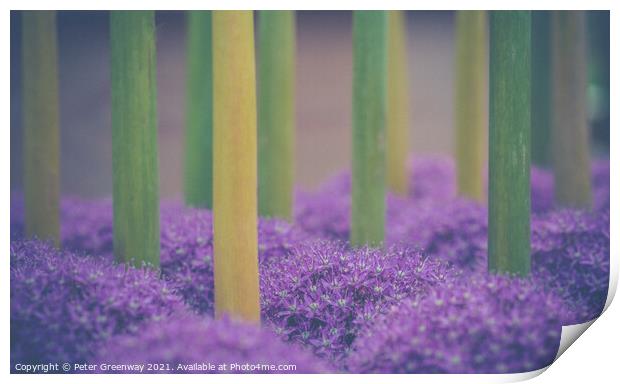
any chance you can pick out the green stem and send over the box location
[351,11,387,247]
[455,10,486,201]
[185,11,213,208]
[21,11,60,246]
[258,11,295,220]
[531,11,552,167]
[551,11,592,208]
[110,11,160,268]
[488,11,531,276]
[586,11,609,130]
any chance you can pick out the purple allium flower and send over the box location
[531,209,610,324]
[386,198,488,272]
[294,156,458,241]
[10,194,114,258]
[10,240,184,366]
[407,156,457,201]
[260,241,454,362]
[530,159,610,213]
[93,314,331,373]
[11,196,310,316]
[531,167,555,213]
[347,273,564,373]
[159,206,310,315]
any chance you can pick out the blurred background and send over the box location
[10,11,609,198]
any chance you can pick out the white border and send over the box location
[3,2,617,383]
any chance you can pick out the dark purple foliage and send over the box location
[10,240,184,366]
[532,209,610,324]
[260,241,455,362]
[347,273,564,373]
[93,314,331,373]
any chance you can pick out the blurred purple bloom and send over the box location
[347,273,564,373]
[93,314,331,373]
[532,209,610,324]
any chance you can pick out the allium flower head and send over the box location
[159,206,310,315]
[532,209,610,324]
[530,159,610,213]
[347,273,564,373]
[11,197,310,316]
[93,314,331,373]
[11,240,184,366]
[260,241,455,362]
[10,194,114,258]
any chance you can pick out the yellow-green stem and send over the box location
[386,10,410,196]
[213,11,260,323]
[22,11,60,246]
[455,10,486,202]
[551,11,592,208]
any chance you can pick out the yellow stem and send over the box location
[212,11,260,323]
[386,10,410,196]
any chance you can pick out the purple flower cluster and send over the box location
[10,240,184,366]
[294,156,458,241]
[406,156,457,201]
[532,209,610,324]
[386,198,488,272]
[530,159,610,213]
[159,206,310,314]
[11,196,311,316]
[10,194,114,258]
[260,241,454,362]
[347,273,564,373]
[93,314,331,373]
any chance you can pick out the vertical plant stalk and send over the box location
[110,11,160,268]
[386,10,410,196]
[455,10,487,201]
[586,11,609,133]
[185,11,213,208]
[212,11,260,323]
[22,11,60,246]
[531,11,552,167]
[551,11,592,208]
[351,11,388,247]
[258,10,295,220]
[488,11,531,276]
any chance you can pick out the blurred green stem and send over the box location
[386,10,410,196]
[551,11,592,208]
[22,11,60,246]
[185,11,213,208]
[531,11,552,167]
[110,11,160,268]
[258,10,295,220]
[455,10,486,201]
[351,11,387,247]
